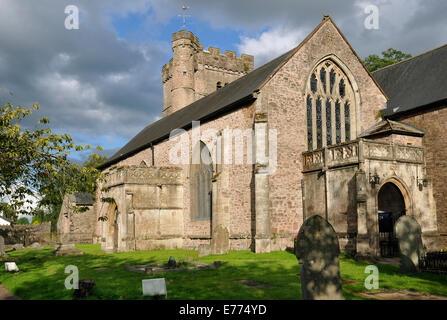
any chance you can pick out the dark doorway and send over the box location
[378,182,406,257]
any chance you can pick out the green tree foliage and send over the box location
[83,153,108,169]
[17,217,30,225]
[0,103,103,224]
[364,48,412,72]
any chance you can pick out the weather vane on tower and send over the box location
[178,4,191,29]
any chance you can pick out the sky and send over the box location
[0,0,446,164]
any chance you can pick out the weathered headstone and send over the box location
[73,280,96,299]
[5,262,19,272]
[210,225,230,255]
[395,216,424,273]
[0,236,5,257]
[295,215,344,300]
[198,244,211,257]
[29,242,42,250]
[53,243,84,256]
[142,278,167,298]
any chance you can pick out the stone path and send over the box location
[357,289,447,300]
[0,284,20,300]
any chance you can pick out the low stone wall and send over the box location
[0,222,54,246]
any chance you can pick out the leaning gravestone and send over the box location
[296,215,344,300]
[395,216,424,273]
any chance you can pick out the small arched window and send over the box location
[216,82,222,90]
[305,59,356,150]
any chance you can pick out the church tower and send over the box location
[162,30,254,117]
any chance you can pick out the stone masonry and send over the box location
[162,30,254,116]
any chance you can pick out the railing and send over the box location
[419,251,447,274]
[379,232,400,258]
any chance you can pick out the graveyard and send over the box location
[1,243,447,300]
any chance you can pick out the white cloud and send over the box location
[237,27,308,67]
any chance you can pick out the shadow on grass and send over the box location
[0,246,302,300]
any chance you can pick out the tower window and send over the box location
[216,82,222,90]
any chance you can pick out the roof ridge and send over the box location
[372,43,447,74]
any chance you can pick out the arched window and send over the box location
[190,142,213,221]
[216,82,222,90]
[140,160,148,167]
[306,59,356,150]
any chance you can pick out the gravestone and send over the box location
[142,278,167,298]
[295,215,344,300]
[198,244,211,257]
[73,280,95,299]
[29,242,42,250]
[0,236,5,257]
[53,243,84,256]
[5,262,19,272]
[395,216,424,273]
[210,225,230,255]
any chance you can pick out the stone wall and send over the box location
[394,105,447,249]
[0,222,52,246]
[57,194,96,244]
[100,101,256,251]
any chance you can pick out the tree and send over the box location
[82,153,108,169]
[17,217,30,225]
[0,103,103,225]
[364,48,412,72]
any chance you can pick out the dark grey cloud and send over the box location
[0,0,168,146]
[0,0,445,157]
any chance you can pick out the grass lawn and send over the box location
[0,244,446,300]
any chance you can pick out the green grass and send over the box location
[0,244,446,300]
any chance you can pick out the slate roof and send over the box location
[98,48,296,170]
[358,119,425,139]
[69,192,94,206]
[373,44,447,116]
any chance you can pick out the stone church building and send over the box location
[60,16,446,257]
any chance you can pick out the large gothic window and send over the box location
[190,142,213,221]
[305,59,356,151]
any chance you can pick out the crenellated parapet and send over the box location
[161,29,255,116]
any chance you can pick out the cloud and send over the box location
[237,26,309,67]
[0,0,168,147]
[0,0,446,161]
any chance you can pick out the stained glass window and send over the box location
[326,99,332,146]
[345,102,351,141]
[190,142,213,221]
[311,74,317,93]
[307,95,313,151]
[320,68,326,94]
[335,100,341,144]
[339,79,345,98]
[330,69,336,94]
[316,97,322,149]
[306,59,355,150]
